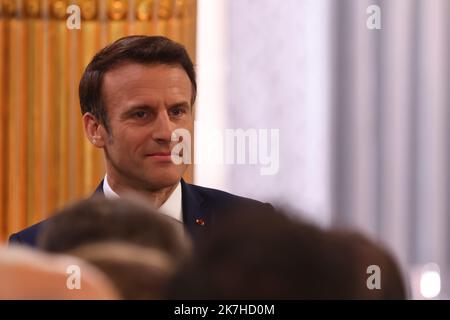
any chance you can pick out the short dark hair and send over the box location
[79,35,196,130]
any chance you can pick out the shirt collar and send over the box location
[103,175,120,199]
[103,175,183,222]
[159,182,183,222]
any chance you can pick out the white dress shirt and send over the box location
[103,175,183,222]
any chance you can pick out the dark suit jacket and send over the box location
[9,179,272,247]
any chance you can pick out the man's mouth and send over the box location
[147,152,172,157]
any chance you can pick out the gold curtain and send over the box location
[0,0,197,242]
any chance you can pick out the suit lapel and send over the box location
[180,179,209,241]
[93,180,104,196]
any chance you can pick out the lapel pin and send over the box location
[195,218,205,226]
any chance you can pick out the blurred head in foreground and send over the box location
[70,242,176,299]
[0,246,119,299]
[37,196,191,263]
[167,207,406,299]
[36,196,191,299]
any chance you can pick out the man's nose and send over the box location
[152,112,173,143]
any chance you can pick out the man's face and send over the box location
[100,63,193,191]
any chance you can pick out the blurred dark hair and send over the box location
[71,242,176,300]
[79,35,196,131]
[37,197,190,262]
[167,207,406,299]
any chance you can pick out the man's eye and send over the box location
[133,111,148,119]
[170,107,185,117]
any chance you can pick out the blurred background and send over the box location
[0,0,448,299]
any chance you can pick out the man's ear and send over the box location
[82,113,107,148]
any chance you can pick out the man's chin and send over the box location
[140,173,184,191]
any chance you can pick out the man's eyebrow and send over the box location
[168,101,190,109]
[120,102,191,117]
[120,104,154,116]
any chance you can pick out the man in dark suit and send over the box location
[9,36,271,247]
